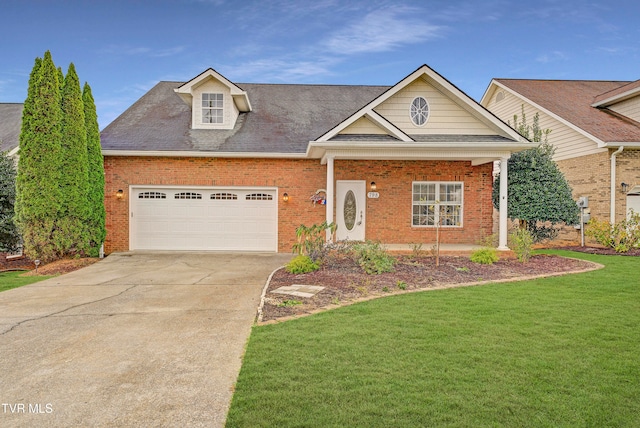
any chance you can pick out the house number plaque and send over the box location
[367,192,379,199]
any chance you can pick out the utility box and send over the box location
[577,196,589,209]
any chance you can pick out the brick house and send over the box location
[481,78,640,236]
[99,65,530,253]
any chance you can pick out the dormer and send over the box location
[174,68,251,130]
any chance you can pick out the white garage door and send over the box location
[131,187,278,251]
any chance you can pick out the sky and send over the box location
[1,0,639,129]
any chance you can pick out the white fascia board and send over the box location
[317,147,515,165]
[592,86,640,107]
[364,110,413,141]
[489,81,608,148]
[101,150,306,159]
[601,142,640,148]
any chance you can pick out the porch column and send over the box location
[498,156,509,250]
[326,155,334,242]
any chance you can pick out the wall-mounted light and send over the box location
[370,181,377,191]
[621,182,629,193]
[282,192,289,202]
[116,189,124,199]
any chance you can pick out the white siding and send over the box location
[375,79,495,135]
[608,96,640,123]
[191,79,239,130]
[485,88,605,161]
[340,117,387,135]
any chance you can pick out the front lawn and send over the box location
[227,251,640,427]
[0,271,55,292]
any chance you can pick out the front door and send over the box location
[336,180,366,241]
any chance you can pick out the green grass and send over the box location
[0,271,55,292]
[227,251,640,427]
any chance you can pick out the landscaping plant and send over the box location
[351,241,395,274]
[510,228,534,262]
[292,221,336,261]
[585,212,640,253]
[470,247,499,265]
[285,254,320,274]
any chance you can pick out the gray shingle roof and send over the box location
[0,103,23,152]
[101,82,390,154]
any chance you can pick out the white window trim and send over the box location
[202,93,223,124]
[411,181,463,228]
[409,96,430,127]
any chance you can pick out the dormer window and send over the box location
[202,93,223,124]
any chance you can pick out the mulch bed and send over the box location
[260,252,601,323]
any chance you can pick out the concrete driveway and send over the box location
[0,252,291,427]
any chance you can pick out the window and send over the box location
[246,193,273,201]
[138,191,166,199]
[202,93,223,124]
[410,96,429,126]
[412,182,462,226]
[211,192,238,200]
[175,192,202,200]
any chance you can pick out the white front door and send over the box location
[336,180,366,241]
[628,193,640,218]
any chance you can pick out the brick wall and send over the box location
[335,160,494,245]
[104,157,495,253]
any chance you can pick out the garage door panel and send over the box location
[132,187,277,251]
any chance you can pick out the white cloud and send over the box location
[536,51,568,63]
[100,45,185,58]
[323,8,443,55]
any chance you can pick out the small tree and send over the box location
[493,106,579,242]
[83,83,106,256]
[55,63,89,255]
[0,151,20,252]
[15,51,64,261]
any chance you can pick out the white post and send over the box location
[498,157,509,250]
[610,146,624,224]
[325,156,334,242]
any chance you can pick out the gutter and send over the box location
[610,146,624,223]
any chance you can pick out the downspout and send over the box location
[610,146,624,224]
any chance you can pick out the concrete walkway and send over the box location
[0,252,291,427]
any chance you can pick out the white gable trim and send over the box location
[317,65,523,143]
[481,80,608,148]
[174,68,251,112]
[592,84,640,107]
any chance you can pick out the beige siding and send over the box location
[608,96,640,123]
[340,117,387,135]
[485,88,605,161]
[191,79,239,130]
[375,79,495,135]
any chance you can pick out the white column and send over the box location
[498,157,509,250]
[325,156,334,242]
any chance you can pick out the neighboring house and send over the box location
[0,103,23,156]
[482,79,640,234]
[100,64,531,254]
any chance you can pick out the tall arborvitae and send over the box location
[83,82,106,256]
[56,63,89,255]
[15,51,64,261]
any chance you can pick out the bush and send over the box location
[285,255,320,274]
[470,247,499,265]
[586,212,640,253]
[351,241,396,274]
[291,221,336,262]
[510,228,534,263]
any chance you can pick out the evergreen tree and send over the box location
[15,51,63,261]
[83,82,106,256]
[493,107,579,242]
[56,62,89,254]
[0,152,20,252]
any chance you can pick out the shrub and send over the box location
[351,241,396,274]
[470,247,499,265]
[586,212,640,253]
[285,255,319,274]
[510,228,534,263]
[291,221,336,262]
